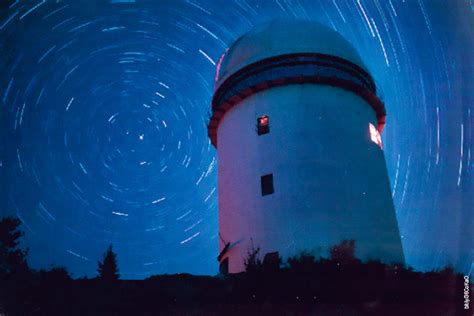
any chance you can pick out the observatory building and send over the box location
[208,20,404,273]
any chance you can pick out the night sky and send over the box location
[0,0,472,279]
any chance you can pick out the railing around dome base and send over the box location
[208,53,386,148]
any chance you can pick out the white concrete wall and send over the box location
[217,84,404,273]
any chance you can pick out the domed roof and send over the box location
[216,19,367,88]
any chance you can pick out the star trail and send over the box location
[0,0,472,279]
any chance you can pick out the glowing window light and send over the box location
[257,115,270,135]
[369,123,383,149]
[259,115,269,126]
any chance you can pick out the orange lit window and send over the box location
[369,123,383,149]
[257,115,269,135]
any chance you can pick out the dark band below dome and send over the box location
[208,52,386,147]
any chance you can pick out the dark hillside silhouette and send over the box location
[0,216,471,315]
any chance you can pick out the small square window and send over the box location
[261,173,274,196]
[257,115,270,135]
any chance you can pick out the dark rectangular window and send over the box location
[257,115,269,135]
[261,173,274,196]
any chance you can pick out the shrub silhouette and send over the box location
[243,238,262,273]
[329,239,357,263]
[287,251,317,273]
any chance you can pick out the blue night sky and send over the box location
[0,0,472,279]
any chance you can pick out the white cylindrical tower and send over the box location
[209,20,404,273]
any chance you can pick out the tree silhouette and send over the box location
[0,216,29,278]
[243,238,262,273]
[329,239,356,264]
[97,244,120,281]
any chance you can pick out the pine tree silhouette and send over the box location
[97,244,120,281]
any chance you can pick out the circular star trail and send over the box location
[0,0,472,279]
